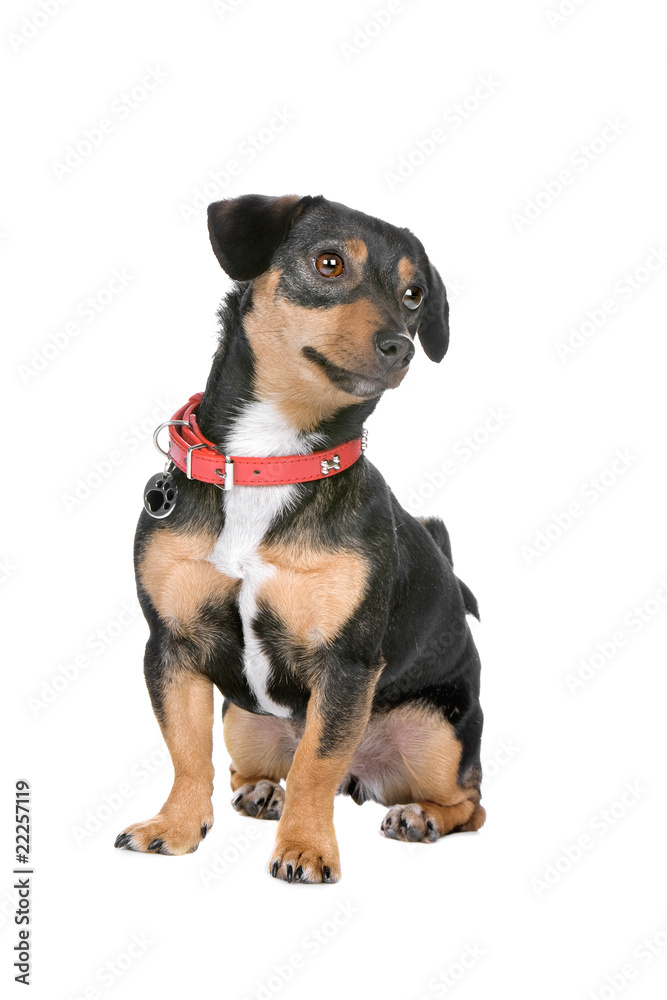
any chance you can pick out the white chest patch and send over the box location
[208,402,321,717]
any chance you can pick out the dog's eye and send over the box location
[315,253,344,278]
[402,286,423,310]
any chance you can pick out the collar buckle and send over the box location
[213,458,235,491]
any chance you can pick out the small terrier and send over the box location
[115,194,485,883]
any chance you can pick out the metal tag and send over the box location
[143,472,178,519]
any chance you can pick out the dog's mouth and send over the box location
[302,346,400,397]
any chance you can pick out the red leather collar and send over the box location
[155,394,365,490]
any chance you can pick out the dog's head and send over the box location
[207,194,449,423]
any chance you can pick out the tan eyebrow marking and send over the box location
[397,256,415,284]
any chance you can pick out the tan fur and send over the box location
[269,672,381,882]
[347,703,482,805]
[138,527,239,629]
[161,670,215,783]
[117,671,215,854]
[313,299,386,368]
[258,541,368,649]
[397,255,416,285]
[369,703,467,804]
[245,270,390,430]
[362,703,486,837]
[346,238,368,264]
[382,799,485,841]
[224,703,298,789]
[269,696,351,881]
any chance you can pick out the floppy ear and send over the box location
[207,194,316,280]
[418,263,450,362]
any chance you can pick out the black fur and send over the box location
[417,261,450,362]
[207,194,319,281]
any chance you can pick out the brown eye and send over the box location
[315,253,344,278]
[402,286,423,309]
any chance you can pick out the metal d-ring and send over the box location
[152,419,191,459]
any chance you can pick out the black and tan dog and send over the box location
[115,194,485,882]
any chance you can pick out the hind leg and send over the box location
[381,798,485,842]
[224,702,299,821]
[347,702,485,843]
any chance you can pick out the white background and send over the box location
[2,1,666,998]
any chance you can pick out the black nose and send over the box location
[374,330,415,368]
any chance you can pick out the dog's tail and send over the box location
[419,515,453,562]
[418,515,480,620]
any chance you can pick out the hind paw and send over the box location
[232,781,285,820]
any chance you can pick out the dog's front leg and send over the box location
[115,660,215,855]
[269,661,381,884]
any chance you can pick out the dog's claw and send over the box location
[201,824,208,839]
[148,839,164,852]
[114,833,132,849]
[268,844,340,884]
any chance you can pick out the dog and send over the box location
[114,194,485,883]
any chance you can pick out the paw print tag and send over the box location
[143,472,178,519]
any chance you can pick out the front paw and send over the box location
[114,808,213,856]
[269,831,340,884]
